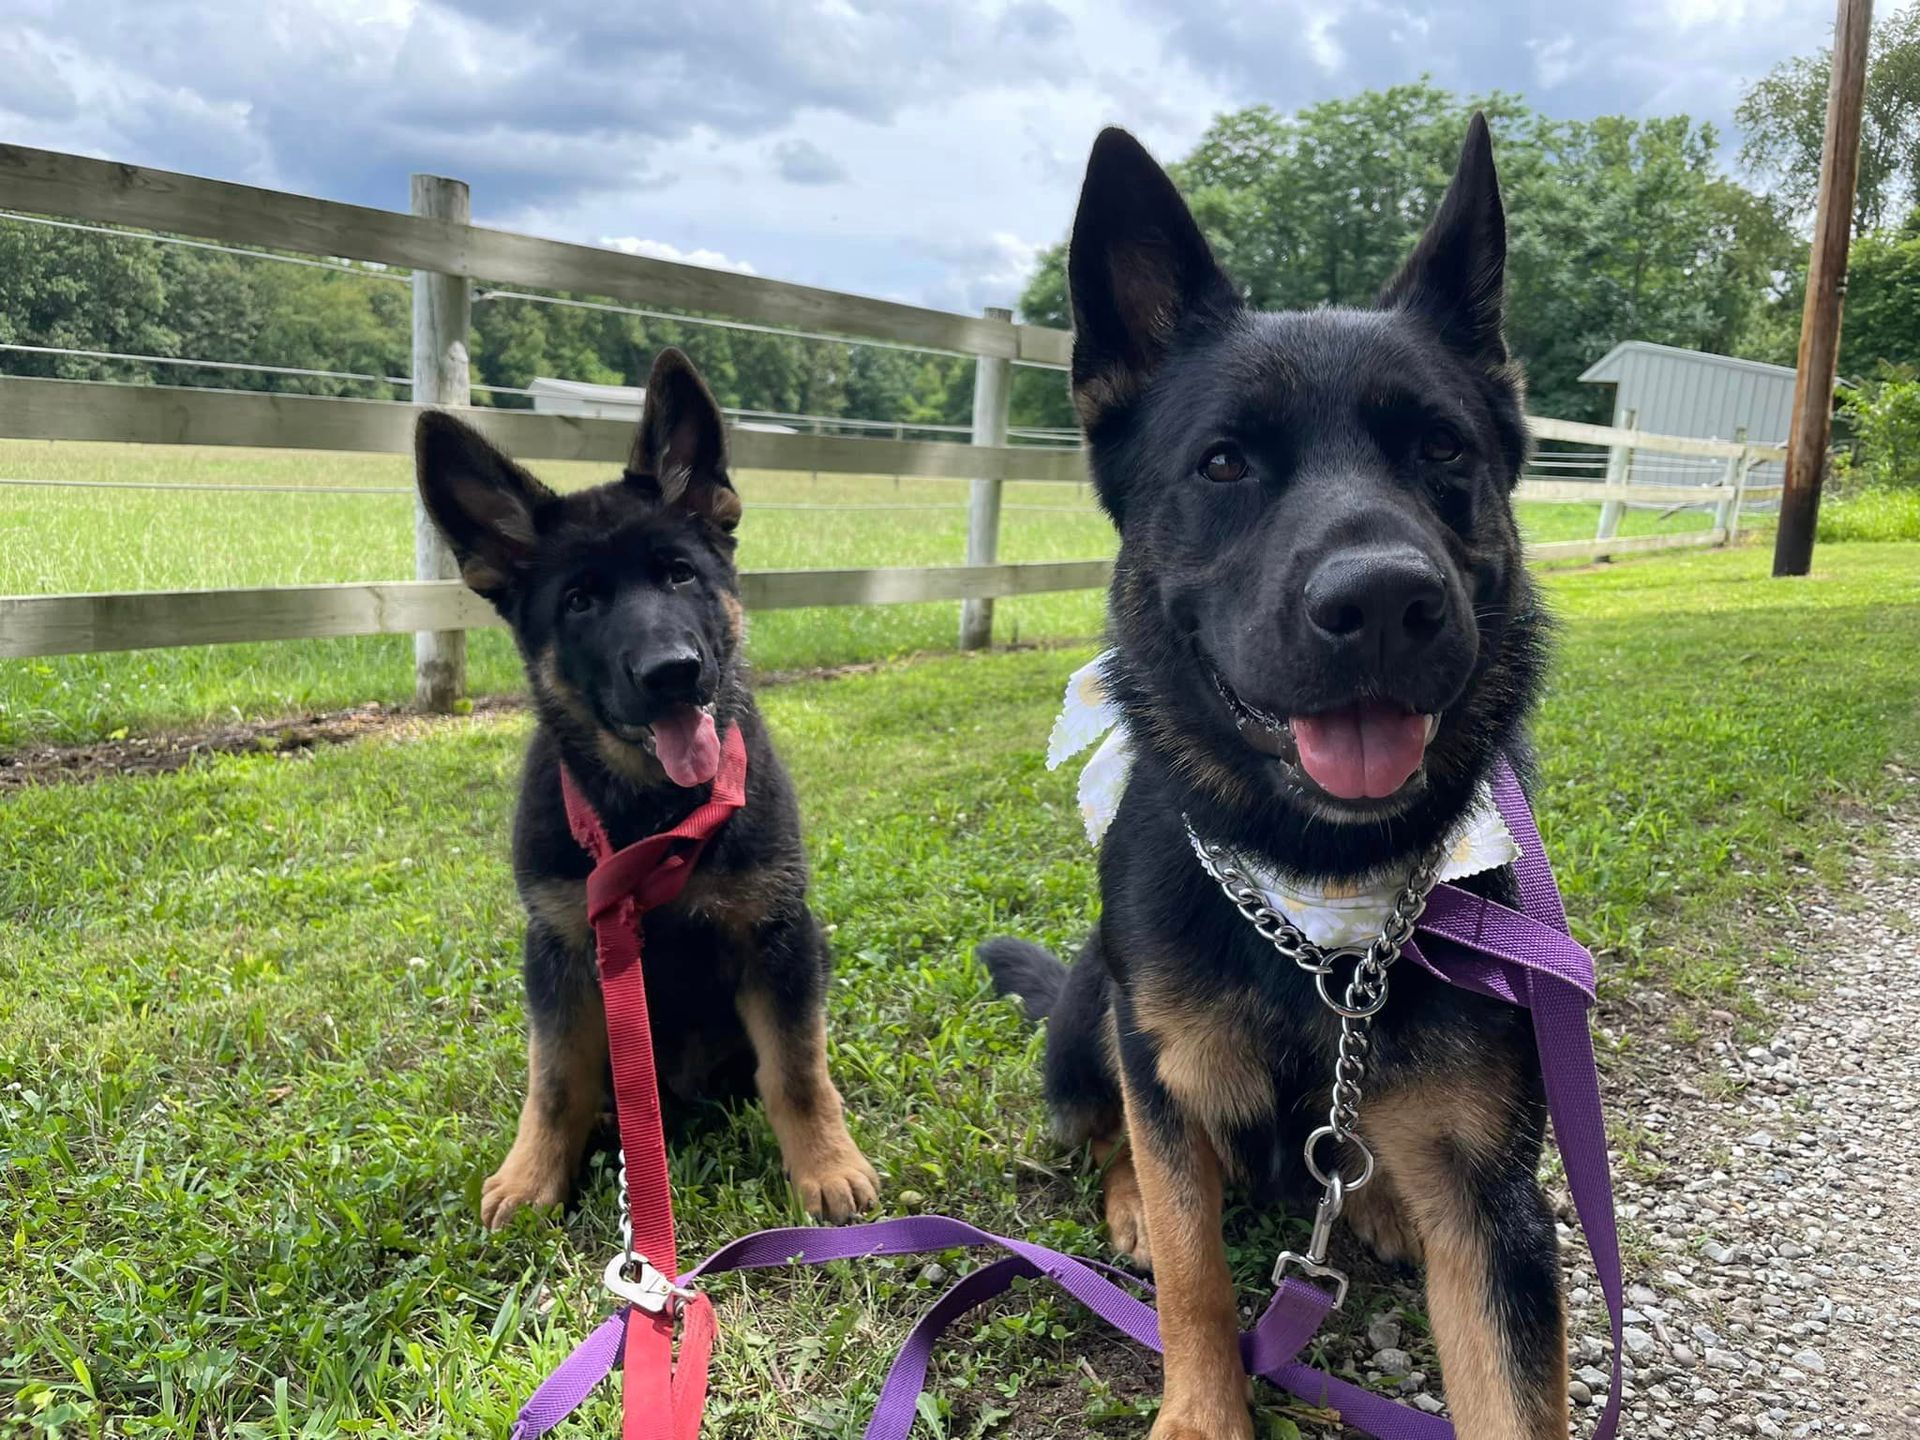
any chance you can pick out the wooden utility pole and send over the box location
[1774,0,1874,576]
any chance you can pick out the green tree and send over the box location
[1014,86,1797,423]
[0,221,175,378]
[1736,6,1920,235]
[1507,115,1798,419]
[1839,211,1920,376]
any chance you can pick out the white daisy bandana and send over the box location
[1046,650,1520,948]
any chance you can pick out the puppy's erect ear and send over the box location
[629,347,742,533]
[1067,127,1238,428]
[1378,112,1508,367]
[415,410,555,601]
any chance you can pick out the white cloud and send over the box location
[1529,34,1576,89]
[0,0,1878,315]
[598,238,759,275]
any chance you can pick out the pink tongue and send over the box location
[652,706,721,788]
[1290,702,1429,801]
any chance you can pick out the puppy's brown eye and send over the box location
[563,587,593,614]
[1200,445,1248,483]
[666,558,697,586]
[1422,428,1464,464]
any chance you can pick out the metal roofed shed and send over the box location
[1579,341,1795,444]
[1578,342,1792,491]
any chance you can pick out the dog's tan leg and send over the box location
[1120,1071,1252,1440]
[1366,1078,1568,1440]
[737,987,878,1222]
[481,989,608,1229]
[1091,1135,1151,1268]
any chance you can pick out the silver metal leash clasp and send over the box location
[604,1252,699,1315]
[1271,1173,1350,1308]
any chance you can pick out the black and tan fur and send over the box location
[416,348,878,1229]
[983,119,1568,1439]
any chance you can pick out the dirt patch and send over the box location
[0,696,524,791]
[0,637,1096,790]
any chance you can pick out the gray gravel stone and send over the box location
[1373,1348,1413,1378]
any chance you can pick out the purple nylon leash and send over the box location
[509,754,1624,1440]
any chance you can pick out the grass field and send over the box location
[6,541,1920,1438]
[2,440,1725,747]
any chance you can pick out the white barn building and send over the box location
[1577,341,1793,493]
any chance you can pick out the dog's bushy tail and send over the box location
[977,938,1069,1022]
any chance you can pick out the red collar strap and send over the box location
[557,721,747,1440]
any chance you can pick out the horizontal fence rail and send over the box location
[0,376,1087,483]
[0,145,1072,368]
[0,564,1117,659]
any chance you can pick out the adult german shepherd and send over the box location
[416,349,879,1229]
[982,118,1563,1438]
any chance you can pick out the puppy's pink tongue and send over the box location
[1290,702,1429,800]
[652,706,720,788]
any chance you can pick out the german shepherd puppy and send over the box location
[982,118,1562,1438]
[416,348,879,1229]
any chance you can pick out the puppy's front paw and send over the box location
[480,1149,569,1230]
[790,1141,881,1223]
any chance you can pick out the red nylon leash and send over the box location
[560,725,748,1440]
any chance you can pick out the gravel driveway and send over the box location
[1307,778,1920,1438]
[1560,787,1920,1437]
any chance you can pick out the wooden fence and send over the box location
[0,143,1788,702]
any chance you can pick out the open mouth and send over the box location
[612,702,721,788]
[1209,667,1438,803]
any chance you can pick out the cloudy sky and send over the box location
[0,0,1870,314]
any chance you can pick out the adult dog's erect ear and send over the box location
[629,347,742,533]
[1378,112,1508,367]
[415,410,556,602]
[1066,127,1238,429]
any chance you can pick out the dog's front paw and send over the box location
[480,1150,570,1229]
[1149,1405,1253,1440]
[790,1142,881,1223]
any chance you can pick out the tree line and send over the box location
[4,15,1919,437]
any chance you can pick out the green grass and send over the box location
[7,542,1920,1437]
[1818,485,1920,543]
[1,441,1716,747]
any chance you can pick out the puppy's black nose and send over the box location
[1304,548,1448,662]
[630,646,702,701]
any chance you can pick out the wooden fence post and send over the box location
[1594,407,1637,548]
[1714,425,1749,539]
[410,173,471,711]
[959,306,1013,650]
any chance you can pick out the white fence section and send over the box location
[0,144,1788,694]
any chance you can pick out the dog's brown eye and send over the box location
[666,558,697,586]
[1200,445,1248,483]
[562,587,593,614]
[1422,427,1464,464]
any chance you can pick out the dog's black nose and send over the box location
[1304,548,1448,662]
[630,646,702,700]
